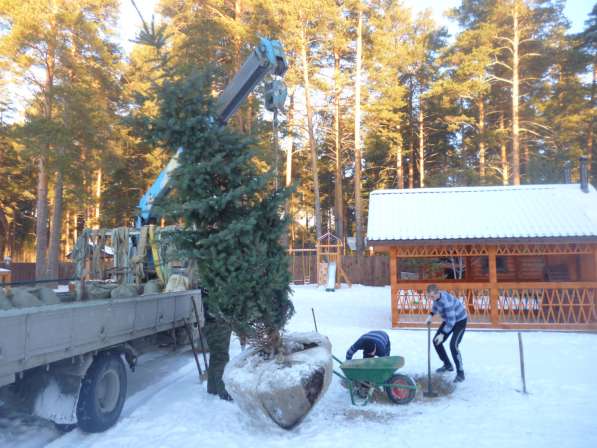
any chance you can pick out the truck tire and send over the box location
[76,352,127,433]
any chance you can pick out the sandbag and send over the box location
[142,279,162,295]
[223,332,333,430]
[10,287,44,308]
[0,288,13,310]
[27,287,61,305]
[164,274,189,292]
[87,282,118,300]
[110,284,139,299]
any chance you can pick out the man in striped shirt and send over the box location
[346,330,391,360]
[425,284,467,383]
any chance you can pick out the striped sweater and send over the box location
[431,291,468,334]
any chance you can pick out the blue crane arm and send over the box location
[136,37,288,227]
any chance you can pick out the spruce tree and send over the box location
[143,66,294,352]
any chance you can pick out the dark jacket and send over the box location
[346,331,391,360]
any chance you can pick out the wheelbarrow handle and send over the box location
[333,354,344,364]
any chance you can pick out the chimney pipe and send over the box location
[563,161,571,184]
[579,156,589,193]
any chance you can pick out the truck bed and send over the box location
[0,290,201,388]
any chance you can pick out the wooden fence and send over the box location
[289,254,390,286]
[0,263,76,284]
[392,282,597,330]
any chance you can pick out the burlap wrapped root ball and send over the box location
[142,279,163,295]
[223,332,333,430]
[9,287,44,308]
[110,284,139,299]
[27,287,61,305]
[164,274,189,292]
[87,282,118,300]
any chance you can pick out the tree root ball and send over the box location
[223,332,333,430]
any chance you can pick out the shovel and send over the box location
[423,322,438,398]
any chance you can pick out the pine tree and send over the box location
[130,18,295,349]
[158,72,295,350]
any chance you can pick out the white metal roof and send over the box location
[367,183,597,243]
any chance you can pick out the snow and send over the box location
[53,285,70,293]
[3,284,597,447]
[33,379,78,424]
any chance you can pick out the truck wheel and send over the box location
[76,352,127,433]
[384,373,416,405]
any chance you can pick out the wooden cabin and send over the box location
[367,183,597,331]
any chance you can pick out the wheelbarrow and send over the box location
[333,355,417,406]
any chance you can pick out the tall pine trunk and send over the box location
[397,127,404,189]
[35,40,55,280]
[511,1,521,185]
[300,28,322,239]
[234,0,244,132]
[478,97,486,180]
[418,101,425,188]
[65,209,71,256]
[94,168,102,228]
[35,156,49,279]
[408,88,414,189]
[284,92,295,248]
[354,8,364,254]
[589,62,595,182]
[47,170,63,279]
[333,47,344,240]
[500,112,509,185]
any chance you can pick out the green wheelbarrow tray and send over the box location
[340,356,406,384]
[333,355,417,406]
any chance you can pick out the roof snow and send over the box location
[367,183,597,243]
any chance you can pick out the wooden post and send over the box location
[594,246,597,281]
[488,246,499,326]
[517,332,527,394]
[592,247,597,322]
[390,247,398,327]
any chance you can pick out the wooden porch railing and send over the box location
[392,282,597,330]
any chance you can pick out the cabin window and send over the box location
[481,256,508,274]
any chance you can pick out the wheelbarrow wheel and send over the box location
[385,374,416,405]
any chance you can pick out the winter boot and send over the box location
[454,371,465,383]
[436,364,454,373]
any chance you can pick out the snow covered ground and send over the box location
[3,284,597,447]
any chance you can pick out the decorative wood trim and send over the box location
[387,243,596,258]
[395,245,488,257]
[496,243,595,256]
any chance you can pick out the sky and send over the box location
[118,0,595,54]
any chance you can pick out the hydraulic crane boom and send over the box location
[136,37,288,226]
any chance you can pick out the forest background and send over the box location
[0,0,595,279]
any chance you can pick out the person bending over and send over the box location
[346,330,391,360]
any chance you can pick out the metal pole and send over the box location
[191,296,209,374]
[273,109,280,192]
[311,307,319,333]
[424,322,438,397]
[184,319,203,382]
[518,332,528,394]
